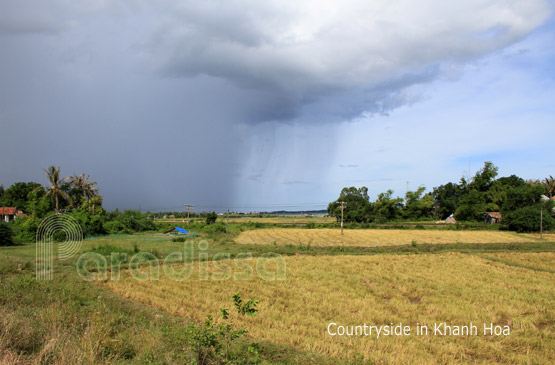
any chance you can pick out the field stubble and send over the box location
[103,252,555,364]
[236,228,538,247]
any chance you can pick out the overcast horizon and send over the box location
[1,1,554,213]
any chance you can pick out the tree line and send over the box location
[0,166,156,243]
[328,162,555,232]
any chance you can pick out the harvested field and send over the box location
[104,252,555,363]
[236,228,536,247]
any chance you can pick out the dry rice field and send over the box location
[236,228,537,247]
[523,233,555,241]
[104,252,555,364]
[482,251,555,272]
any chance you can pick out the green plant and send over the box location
[0,221,15,246]
[188,293,259,364]
[503,205,554,233]
[205,212,217,225]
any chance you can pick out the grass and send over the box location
[236,228,540,247]
[2,228,554,363]
[0,262,194,363]
[103,252,555,364]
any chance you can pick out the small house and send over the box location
[485,212,502,224]
[0,207,17,222]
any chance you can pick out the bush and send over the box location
[189,293,259,364]
[203,223,226,234]
[12,216,41,243]
[69,210,107,236]
[111,210,156,232]
[205,212,217,225]
[104,220,129,234]
[0,221,15,246]
[503,205,554,233]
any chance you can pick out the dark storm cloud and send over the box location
[0,0,552,211]
[143,0,552,123]
[0,0,116,35]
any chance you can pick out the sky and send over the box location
[0,0,554,212]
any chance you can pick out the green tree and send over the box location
[0,182,43,211]
[68,173,99,213]
[25,188,52,217]
[205,212,217,225]
[543,175,555,198]
[0,221,15,246]
[470,161,498,192]
[484,175,525,212]
[503,204,554,232]
[67,173,87,208]
[41,166,72,213]
[432,182,463,219]
[404,186,434,219]
[502,183,546,213]
[455,189,486,221]
[373,190,403,222]
[112,210,155,232]
[328,186,373,223]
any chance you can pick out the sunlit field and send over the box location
[236,228,538,247]
[103,252,555,363]
[523,233,555,241]
[483,251,555,272]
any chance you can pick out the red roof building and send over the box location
[0,207,17,222]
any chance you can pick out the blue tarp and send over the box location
[175,227,189,234]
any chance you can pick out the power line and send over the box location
[340,201,347,236]
[184,204,194,224]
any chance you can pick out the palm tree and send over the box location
[43,166,72,213]
[543,175,555,198]
[68,173,87,208]
[68,173,99,213]
[83,179,99,214]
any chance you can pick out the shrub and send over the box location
[205,212,217,225]
[503,205,554,233]
[0,221,15,246]
[12,216,41,243]
[69,210,107,236]
[188,293,259,364]
[104,220,129,234]
[203,223,226,234]
[111,210,156,232]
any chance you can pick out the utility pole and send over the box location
[540,207,543,239]
[340,201,347,235]
[226,209,229,240]
[184,204,194,225]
